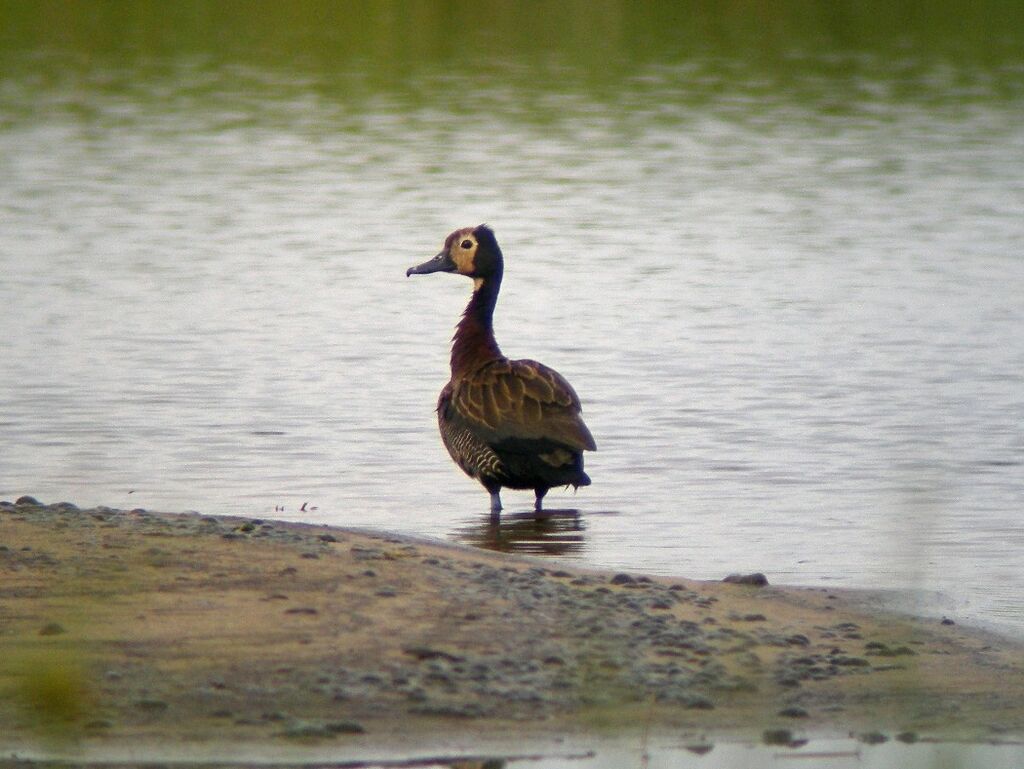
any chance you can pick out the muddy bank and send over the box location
[1,497,1022,752]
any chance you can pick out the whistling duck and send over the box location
[407,225,596,516]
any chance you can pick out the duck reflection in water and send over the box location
[455,508,586,557]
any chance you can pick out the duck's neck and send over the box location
[451,274,503,379]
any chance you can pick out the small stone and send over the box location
[941,617,956,626]
[896,731,919,743]
[39,622,66,636]
[15,495,41,506]
[350,546,383,560]
[832,656,870,667]
[610,573,635,585]
[859,731,888,744]
[684,695,715,710]
[284,607,318,615]
[409,703,484,718]
[136,699,168,713]
[325,720,365,734]
[778,706,808,718]
[723,572,768,586]
[402,646,464,663]
[876,644,916,657]
[317,534,338,543]
[655,691,714,709]
[762,728,794,746]
[742,613,767,622]
[280,720,319,741]
[282,720,365,738]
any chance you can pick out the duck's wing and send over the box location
[446,358,596,453]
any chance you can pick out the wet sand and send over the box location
[2,497,1023,757]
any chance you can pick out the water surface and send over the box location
[18,735,1024,769]
[2,2,1023,634]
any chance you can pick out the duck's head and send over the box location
[407,225,503,283]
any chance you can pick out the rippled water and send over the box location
[2,5,1023,635]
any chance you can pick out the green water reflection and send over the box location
[2,0,1022,122]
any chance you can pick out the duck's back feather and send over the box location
[447,358,595,452]
[436,357,595,491]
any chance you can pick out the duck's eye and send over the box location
[460,239,473,249]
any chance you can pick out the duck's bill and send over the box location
[406,250,455,277]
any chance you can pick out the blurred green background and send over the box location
[3,0,1022,116]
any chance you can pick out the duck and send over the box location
[406,225,596,517]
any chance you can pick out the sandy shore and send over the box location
[2,497,1023,756]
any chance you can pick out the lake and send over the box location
[1,2,1022,635]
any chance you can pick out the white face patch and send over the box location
[450,230,477,275]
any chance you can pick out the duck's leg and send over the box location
[487,485,502,522]
[534,488,548,514]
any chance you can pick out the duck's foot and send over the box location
[489,491,502,521]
